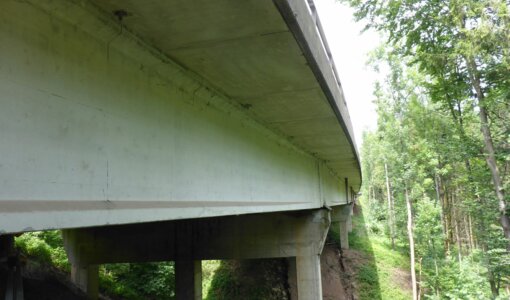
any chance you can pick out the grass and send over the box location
[347,212,413,300]
[202,260,221,299]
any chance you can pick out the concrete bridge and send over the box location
[0,0,361,299]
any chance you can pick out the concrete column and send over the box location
[331,204,352,250]
[339,220,349,250]
[286,258,298,299]
[63,229,99,300]
[295,255,322,300]
[71,264,99,300]
[193,261,202,300]
[1,235,24,300]
[175,260,202,300]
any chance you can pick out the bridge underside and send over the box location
[0,0,359,233]
[1,0,360,298]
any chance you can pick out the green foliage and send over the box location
[413,198,443,259]
[348,213,412,300]
[202,260,221,299]
[205,259,289,300]
[357,264,380,299]
[101,262,175,300]
[344,0,510,294]
[423,256,492,300]
[206,261,240,300]
[15,231,69,270]
[357,60,510,297]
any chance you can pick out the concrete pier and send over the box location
[70,265,99,300]
[175,260,202,300]
[332,204,353,249]
[296,255,323,300]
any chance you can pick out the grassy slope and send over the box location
[347,212,413,300]
[203,259,290,300]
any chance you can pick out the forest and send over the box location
[345,0,510,298]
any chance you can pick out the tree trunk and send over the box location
[444,191,451,254]
[479,103,510,242]
[489,271,500,298]
[468,214,476,250]
[434,173,441,207]
[452,192,462,262]
[434,259,440,298]
[465,57,510,245]
[435,174,448,244]
[418,257,422,300]
[476,195,500,298]
[384,162,395,249]
[405,186,418,300]
[367,185,372,208]
[464,215,473,253]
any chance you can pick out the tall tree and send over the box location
[344,0,510,246]
[384,162,396,249]
[359,43,510,297]
[405,186,418,300]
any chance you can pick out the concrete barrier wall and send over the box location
[0,0,348,233]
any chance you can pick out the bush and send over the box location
[101,262,175,300]
[15,231,69,270]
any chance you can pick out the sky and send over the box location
[314,0,382,149]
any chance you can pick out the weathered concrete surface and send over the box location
[70,265,98,300]
[0,0,359,234]
[332,204,354,249]
[88,0,361,188]
[296,255,324,300]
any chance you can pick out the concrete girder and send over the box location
[63,209,330,264]
[331,204,353,249]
